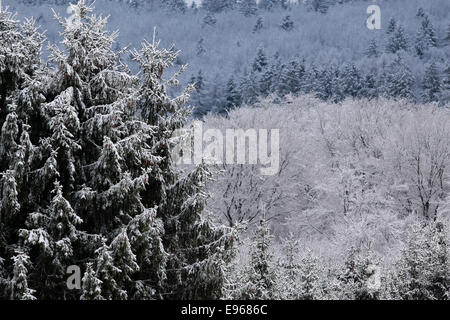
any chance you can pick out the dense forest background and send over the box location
[6,0,450,116]
[0,0,449,300]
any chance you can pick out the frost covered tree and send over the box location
[9,251,36,300]
[242,216,277,299]
[365,39,379,58]
[252,16,264,33]
[280,15,294,31]
[131,34,234,299]
[337,247,380,300]
[80,263,103,300]
[386,25,408,53]
[339,63,363,98]
[386,17,396,34]
[381,55,415,100]
[160,0,187,13]
[252,46,268,73]
[361,72,379,99]
[442,63,450,104]
[239,0,258,17]
[1,1,233,300]
[307,0,329,14]
[416,8,425,18]
[315,67,335,101]
[202,0,235,13]
[445,24,450,45]
[393,221,449,300]
[202,13,217,27]
[422,62,441,103]
[259,51,282,95]
[258,0,281,11]
[278,234,301,299]
[415,15,437,57]
[277,58,305,96]
[196,37,206,56]
[0,6,48,300]
[298,250,322,300]
[191,70,210,117]
[19,180,84,298]
[223,77,241,114]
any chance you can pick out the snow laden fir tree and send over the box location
[0,1,234,300]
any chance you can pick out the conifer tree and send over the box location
[19,181,84,298]
[280,15,294,32]
[394,222,434,300]
[415,15,437,57]
[278,58,305,96]
[253,16,264,33]
[386,18,396,35]
[259,0,280,11]
[191,70,209,117]
[338,247,379,300]
[239,0,258,17]
[442,63,450,104]
[422,62,441,103]
[1,1,233,300]
[242,217,277,299]
[386,25,408,53]
[10,251,36,300]
[382,55,415,100]
[223,77,241,113]
[95,241,124,300]
[365,39,379,58]
[131,33,234,299]
[252,46,268,73]
[416,8,425,18]
[340,63,363,98]
[426,221,449,300]
[160,0,187,13]
[259,53,282,96]
[221,226,244,300]
[278,234,301,299]
[196,38,206,56]
[298,250,322,300]
[239,71,259,104]
[302,64,320,93]
[315,67,334,101]
[202,13,217,27]
[80,262,103,300]
[0,6,50,300]
[390,221,449,300]
[202,0,235,13]
[445,24,450,45]
[307,0,329,14]
[361,72,379,99]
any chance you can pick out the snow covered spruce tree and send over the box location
[1,1,233,300]
[240,216,277,300]
[130,34,234,299]
[239,0,258,17]
[298,250,322,300]
[277,234,301,300]
[9,251,36,300]
[337,247,380,300]
[0,6,48,299]
[392,221,449,300]
[422,62,442,103]
[415,14,437,57]
[386,25,409,54]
